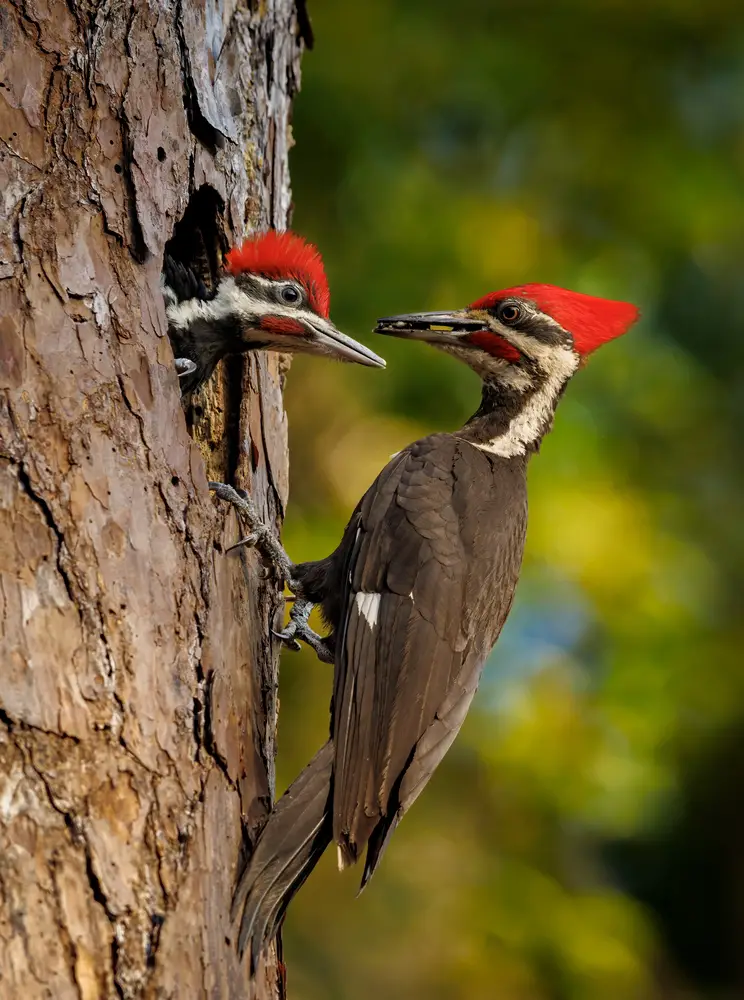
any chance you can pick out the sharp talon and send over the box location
[226,534,258,553]
[174,358,197,377]
[209,479,295,585]
[272,629,301,652]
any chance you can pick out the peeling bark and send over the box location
[0,1,303,996]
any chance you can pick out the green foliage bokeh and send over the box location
[275,2,744,996]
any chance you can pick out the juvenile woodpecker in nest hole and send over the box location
[214,283,639,972]
[162,230,385,393]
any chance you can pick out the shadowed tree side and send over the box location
[0,1,303,996]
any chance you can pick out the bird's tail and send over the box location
[231,740,334,972]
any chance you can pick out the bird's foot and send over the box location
[209,481,296,585]
[274,598,334,663]
[174,357,197,378]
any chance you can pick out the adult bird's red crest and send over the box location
[213,277,640,975]
[470,284,639,356]
[374,282,638,377]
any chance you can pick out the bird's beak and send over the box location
[374,310,485,345]
[305,317,386,368]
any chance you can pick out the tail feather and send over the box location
[360,811,401,892]
[232,740,334,972]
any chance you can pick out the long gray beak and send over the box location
[374,310,486,344]
[311,319,386,368]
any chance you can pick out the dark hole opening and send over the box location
[163,185,227,300]
[163,185,229,437]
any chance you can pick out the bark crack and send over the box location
[16,463,78,609]
[115,373,151,463]
[26,756,126,997]
[50,857,86,1000]
[0,709,82,743]
[119,1,148,263]
[173,0,221,153]
[202,671,238,791]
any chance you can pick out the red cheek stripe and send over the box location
[260,316,305,335]
[466,332,521,362]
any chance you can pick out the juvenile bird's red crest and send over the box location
[472,284,639,355]
[226,231,331,318]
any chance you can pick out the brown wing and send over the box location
[330,433,527,882]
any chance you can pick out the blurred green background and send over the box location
[277,2,744,997]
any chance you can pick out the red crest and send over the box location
[472,284,639,355]
[226,231,331,318]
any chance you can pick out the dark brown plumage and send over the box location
[228,283,640,972]
[326,436,526,877]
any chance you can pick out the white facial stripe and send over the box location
[500,326,572,372]
[165,277,311,332]
[497,365,534,391]
[474,344,578,457]
[355,591,381,629]
[160,275,179,308]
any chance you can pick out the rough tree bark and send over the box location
[0,1,305,996]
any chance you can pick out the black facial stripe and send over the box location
[234,273,283,306]
[488,302,571,348]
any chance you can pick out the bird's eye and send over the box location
[279,283,302,305]
[498,303,521,324]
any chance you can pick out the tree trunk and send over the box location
[0,1,303,996]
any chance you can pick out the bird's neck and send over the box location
[166,281,268,387]
[457,356,577,458]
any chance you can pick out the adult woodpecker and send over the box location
[162,230,385,393]
[213,283,639,971]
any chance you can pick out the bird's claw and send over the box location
[272,626,302,652]
[210,482,333,663]
[275,599,334,662]
[174,357,197,378]
[209,481,295,584]
[226,534,260,553]
[209,481,243,503]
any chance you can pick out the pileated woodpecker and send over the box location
[162,230,385,393]
[214,283,639,971]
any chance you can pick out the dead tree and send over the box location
[0,1,306,996]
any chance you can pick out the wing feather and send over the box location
[330,434,528,878]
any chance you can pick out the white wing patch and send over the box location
[355,591,381,629]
